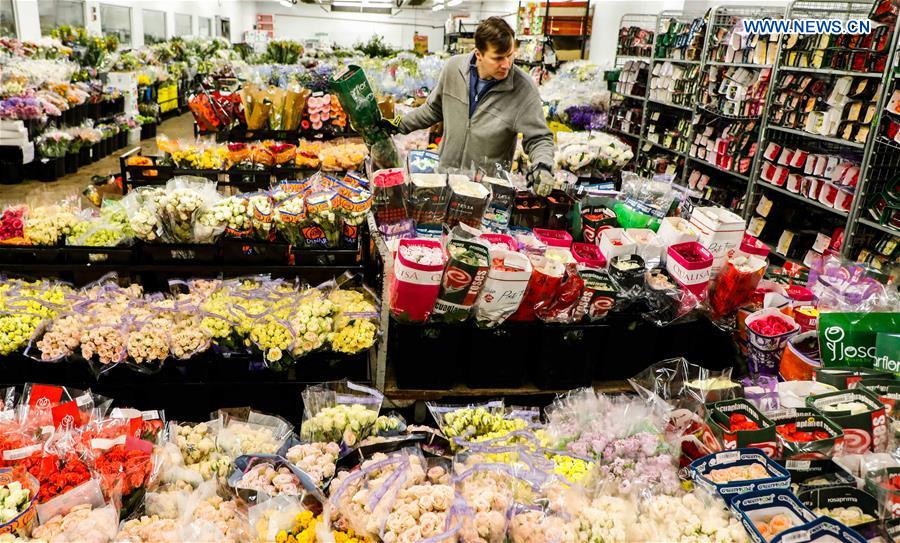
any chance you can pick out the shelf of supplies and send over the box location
[757,181,849,217]
[605,125,642,139]
[859,217,900,237]
[758,239,806,267]
[780,66,884,78]
[706,61,771,68]
[515,59,543,67]
[653,57,702,65]
[766,125,866,150]
[615,90,647,101]
[687,156,750,181]
[642,138,687,158]
[697,105,762,121]
[647,98,693,112]
[616,54,652,62]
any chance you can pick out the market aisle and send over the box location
[0,112,195,201]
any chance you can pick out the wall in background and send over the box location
[11,0,253,45]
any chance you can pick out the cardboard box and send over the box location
[689,206,745,273]
[798,486,881,541]
[597,228,635,261]
[657,217,700,248]
[813,367,894,390]
[691,449,791,500]
[555,49,585,61]
[707,399,779,457]
[806,388,888,453]
[732,489,817,543]
[766,407,844,459]
[666,241,714,298]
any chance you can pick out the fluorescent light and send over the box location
[366,0,393,4]
[447,0,462,6]
[278,0,294,6]
[332,1,363,6]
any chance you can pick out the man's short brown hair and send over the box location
[475,17,515,54]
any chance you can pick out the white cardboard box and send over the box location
[689,207,745,273]
[597,228,636,262]
[657,217,700,247]
[624,228,664,267]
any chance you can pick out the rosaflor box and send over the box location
[806,388,888,454]
[875,333,900,377]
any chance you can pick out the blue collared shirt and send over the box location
[469,54,501,118]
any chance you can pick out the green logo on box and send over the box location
[875,333,900,376]
[818,312,899,368]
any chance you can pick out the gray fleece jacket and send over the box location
[398,53,555,173]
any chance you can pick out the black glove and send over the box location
[379,116,403,135]
[527,163,555,196]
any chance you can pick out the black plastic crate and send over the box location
[297,351,369,383]
[391,319,466,390]
[65,153,78,174]
[0,160,24,184]
[221,239,289,264]
[64,246,135,264]
[140,124,157,140]
[466,322,535,389]
[594,315,660,380]
[533,323,607,390]
[0,245,62,264]
[228,170,272,187]
[291,246,361,266]
[140,243,219,263]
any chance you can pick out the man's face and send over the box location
[476,45,515,80]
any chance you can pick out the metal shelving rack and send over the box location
[742,0,900,265]
[683,5,785,211]
[844,15,900,265]
[636,10,708,180]
[608,13,658,150]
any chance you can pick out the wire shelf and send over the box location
[779,66,885,78]
[687,155,751,181]
[642,138,688,158]
[757,180,851,217]
[766,125,867,150]
[617,13,658,61]
[648,98,694,112]
[859,217,900,237]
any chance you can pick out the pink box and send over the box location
[571,242,606,268]
[666,242,714,298]
[533,228,573,248]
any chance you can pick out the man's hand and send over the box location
[527,163,555,196]
[379,116,403,135]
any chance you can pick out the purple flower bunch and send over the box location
[564,105,607,131]
[0,96,44,120]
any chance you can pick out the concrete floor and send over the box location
[0,113,196,202]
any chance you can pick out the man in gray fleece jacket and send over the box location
[391,17,555,182]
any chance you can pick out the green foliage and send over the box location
[354,35,396,58]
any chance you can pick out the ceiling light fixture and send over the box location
[332,1,363,6]
[278,0,296,6]
[447,0,462,6]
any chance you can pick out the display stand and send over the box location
[743,0,900,265]
[684,5,785,211]
[636,10,707,180]
[607,14,657,146]
[845,17,900,264]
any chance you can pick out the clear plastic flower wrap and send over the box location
[124,313,171,373]
[216,408,293,459]
[179,480,250,543]
[303,188,340,249]
[167,419,232,483]
[121,187,166,243]
[32,480,119,542]
[289,287,336,358]
[453,461,516,543]
[300,380,383,448]
[327,278,379,355]
[274,194,306,246]
[245,192,276,241]
[328,451,410,541]
[542,389,681,498]
[157,176,220,243]
[209,195,253,238]
[22,192,80,246]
